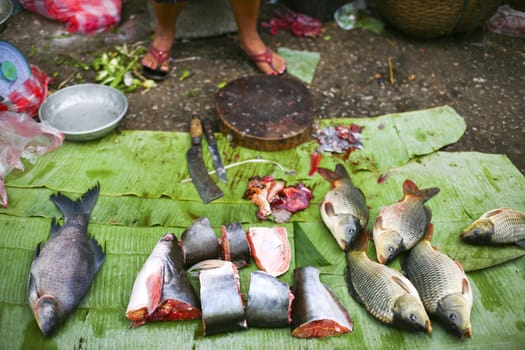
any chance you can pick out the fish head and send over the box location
[393,294,432,333]
[333,214,361,250]
[375,230,403,264]
[436,294,472,339]
[460,219,494,245]
[33,294,60,336]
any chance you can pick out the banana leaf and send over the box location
[1,106,524,349]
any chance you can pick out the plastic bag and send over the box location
[0,65,50,117]
[19,0,122,34]
[261,5,321,37]
[485,5,525,38]
[0,111,64,208]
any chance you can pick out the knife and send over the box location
[186,117,224,203]
[201,118,227,183]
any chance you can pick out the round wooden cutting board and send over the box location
[215,75,315,151]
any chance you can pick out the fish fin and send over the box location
[461,277,471,297]
[325,202,337,217]
[403,179,440,201]
[50,183,100,228]
[89,238,106,272]
[391,275,416,295]
[318,164,350,185]
[334,164,350,180]
[423,223,434,241]
[146,265,164,315]
[34,242,42,257]
[373,215,384,234]
[454,260,465,273]
[344,266,363,305]
[49,218,61,237]
[481,208,506,218]
[515,240,525,249]
[423,206,433,223]
[27,272,41,302]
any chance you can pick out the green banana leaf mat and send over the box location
[1,105,524,349]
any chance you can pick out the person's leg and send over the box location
[229,0,286,75]
[141,0,187,79]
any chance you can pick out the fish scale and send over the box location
[346,255,409,323]
[404,239,471,313]
[488,209,525,243]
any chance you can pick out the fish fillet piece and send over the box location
[180,217,220,268]
[126,233,201,328]
[199,261,247,335]
[246,271,294,328]
[220,222,251,268]
[291,266,353,338]
[246,226,291,277]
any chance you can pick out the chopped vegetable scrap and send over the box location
[243,175,313,223]
[312,124,364,154]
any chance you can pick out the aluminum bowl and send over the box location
[39,84,128,141]
[0,0,13,28]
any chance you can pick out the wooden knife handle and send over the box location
[190,117,203,139]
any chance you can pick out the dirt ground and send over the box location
[2,0,524,174]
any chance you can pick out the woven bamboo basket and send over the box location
[376,0,503,38]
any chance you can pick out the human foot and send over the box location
[141,33,173,81]
[241,38,286,75]
[141,44,170,81]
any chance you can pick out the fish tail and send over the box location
[318,164,350,184]
[50,183,100,228]
[403,180,440,201]
[349,231,368,253]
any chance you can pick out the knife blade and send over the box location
[186,117,224,203]
[201,118,227,183]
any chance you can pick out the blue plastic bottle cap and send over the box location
[1,61,17,82]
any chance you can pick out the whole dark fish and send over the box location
[345,233,431,333]
[291,266,353,338]
[373,179,440,264]
[460,207,525,248]
[126,233,201,328]
[319,164,369,251]
[402,225,473,339]
[27,184,105,336]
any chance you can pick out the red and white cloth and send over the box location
[0,65,50,117]
[20,0,122,34]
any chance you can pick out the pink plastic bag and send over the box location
[261,5,322,37]
[0,112,64,208]
[485,5,525,38]
[0,65,50,117]
[20,0,122,34]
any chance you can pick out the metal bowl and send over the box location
[39,84,128,141]
[0,0,14,28]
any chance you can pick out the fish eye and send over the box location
[348,228,356,234]
[471,229,480,237]
[409,314,417,322]
[449,312,457,321]
[388,246,395,253]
